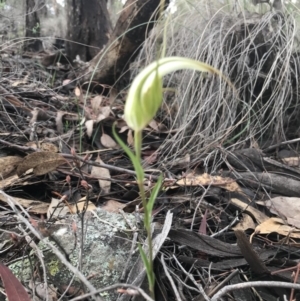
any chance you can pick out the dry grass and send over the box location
[0,0,66,52]
[131,0,300,168]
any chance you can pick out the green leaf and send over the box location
[138,243,155,289]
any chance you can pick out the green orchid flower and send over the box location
[124,56,228,132]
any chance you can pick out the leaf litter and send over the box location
[2,4,300,301]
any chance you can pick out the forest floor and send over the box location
[1,47,300,301]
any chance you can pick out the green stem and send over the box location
[134,130,142,159]
[134,130,155,299]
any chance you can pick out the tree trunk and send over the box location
[24,0,43,52]
[79,0,169,90]
[65,0,112,62]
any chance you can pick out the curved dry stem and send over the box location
[211,280,300,301]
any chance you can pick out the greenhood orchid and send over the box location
[124,56,228,132]
[116,56,233,299]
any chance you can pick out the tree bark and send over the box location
[24,0,43,52]
[79,0,169,90]
[65,0,112,62]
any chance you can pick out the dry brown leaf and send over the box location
[143,151,158,165]
[0,156,22,179]
[0,193,48,214]
[62,79,71,86]
[0,174,18,189]
[12,78,28,86]
[17,152,66,176]
[115,119,128,130]
[25,142,39,149]
[176,173,241,192]
[29,108,39,125]
[127,129,134,146]
[158,123,168,131]
[287,217,300,230]
[29,108,50,125]
[0,264,31,301]
[55,111,66,134]
[0,174,33,190]
[108,87,118,105]
[96,106,111,122]
[47,197,71,219]
[148,119,159,131]
[232,213,256,231]
[258,197,300,228]
[281,157,300,167]
[255,217,300,239]
[70,196,96,212]
[91,95,103,114]
[34,160,65,176]
[101,133,118,149]
[74,87,81,97]
[101,200,126,213]
[91,155,111,194]
[85,120,94,138]
[168,154,190,169]
[40,142,58,153]
[25,142,58,153]
[230,198,268,224]
[119,125,129,133]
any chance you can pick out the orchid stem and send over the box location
[134,129,155,298]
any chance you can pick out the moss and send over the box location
[46,259,60,276]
